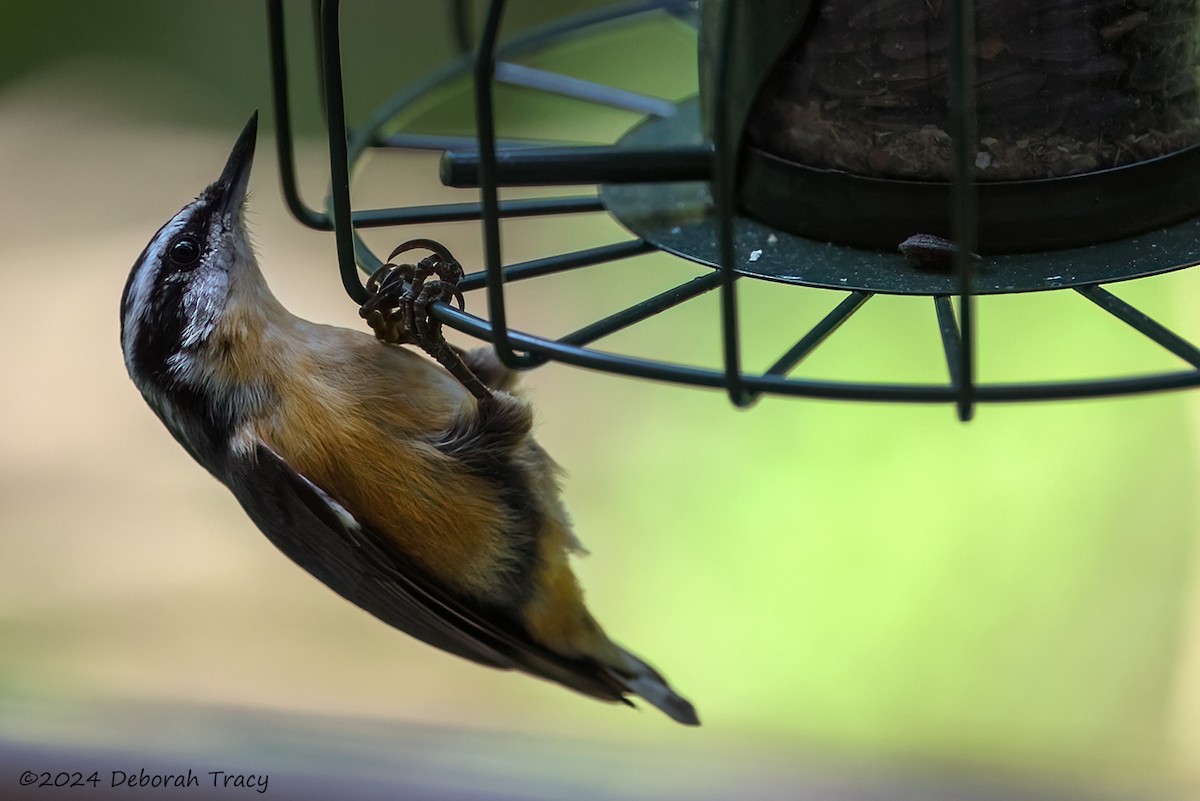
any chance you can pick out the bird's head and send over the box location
[119,113,273,472]
[121,112,259,395]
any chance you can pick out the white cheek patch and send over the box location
[177,267,229,350]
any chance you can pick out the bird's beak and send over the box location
[214,111,258,219]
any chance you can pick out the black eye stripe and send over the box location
[127,275,190,384]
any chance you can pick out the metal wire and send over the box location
[458,240,653,293]
[494,62,678,118]
[763,292,874,380]
[710,0,750,407]
[947,0,979,421]
[474,0,528,369]
[440,144,712,187]
[267,0,330,232]
[934,295,965,390]
[318,0,367,303]
[432,300,1200,403]
[1075,285,1200,369]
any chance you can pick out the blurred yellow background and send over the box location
[2,2,1199,799]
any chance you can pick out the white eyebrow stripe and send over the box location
[121,210,191,361]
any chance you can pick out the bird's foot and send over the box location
[360,239,493,401]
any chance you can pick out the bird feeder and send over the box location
[266,0,1200,420]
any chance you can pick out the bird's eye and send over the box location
[168,235,201,268]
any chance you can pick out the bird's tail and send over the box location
[611,646,700,726]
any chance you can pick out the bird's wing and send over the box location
[223,439,631,703]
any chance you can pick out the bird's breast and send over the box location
[243,322,526,604]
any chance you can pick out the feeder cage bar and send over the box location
[451,0,472,53]
[476,0,533,370]
[493,61,679,118]
[711,0,749,407]
[558,271,724,348]
[376,132,573,151]
[1075,285,1200,370]
[457,239,654,293]
[350,196,605,228]
[934,295,966,392]
[759,290,876,393]
[268,0,331,232]
[947,0,980,422]
[440,144,714,187]
[317,0,367,303]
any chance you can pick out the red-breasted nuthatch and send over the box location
[119,113,698,725]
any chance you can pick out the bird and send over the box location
[119,112,698,726]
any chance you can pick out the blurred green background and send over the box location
[1,2,1199,799]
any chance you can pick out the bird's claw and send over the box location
[360,239,493,402]
[361,238,466,347]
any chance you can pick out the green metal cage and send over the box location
[266,0,1200,421]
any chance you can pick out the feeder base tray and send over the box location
[601,100,1200,296]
